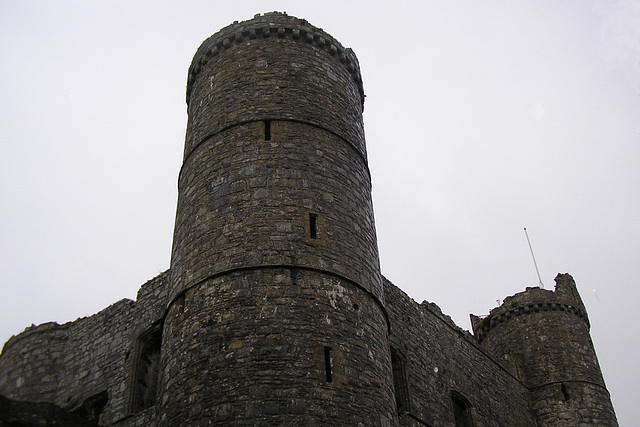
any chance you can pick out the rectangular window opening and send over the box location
[451,392,474,427]
[324,346,333,383]
[391,348,409,412]
[131,323,163,413]
[309,213,318,239]
[264,120,271,141]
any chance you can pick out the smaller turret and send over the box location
[472,274,618,426]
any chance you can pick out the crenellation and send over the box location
[0,12,617,427]
[473,274,592,343]
[186,14,364,109]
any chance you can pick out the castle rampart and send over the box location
[383,278,536,426]
[0,12,617,427]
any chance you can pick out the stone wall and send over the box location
[0,12,618,427]
[0,271,169,425]
[160,12,394,425]
[184,12,366,159]
[383,277,536,426]
[170,120,381,306]
[168,12,381,308]
[158,268,395,426]
[1,271,618,426]
[0,394,99,426]
[472,273,618,426]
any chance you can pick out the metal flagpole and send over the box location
[524,227,544,289]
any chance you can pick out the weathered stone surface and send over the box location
[384,278,536,426]
[159,268,395,426]
[0,12,617,427]
[0,271,168,425]
[0,394,99,426]
[472,274,617,425]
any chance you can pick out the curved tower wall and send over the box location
[473,274,618,426]
[0,324,67,403]
[159,13,395,425]
[167,12,380,304]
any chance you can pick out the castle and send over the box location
[0,13,618,426]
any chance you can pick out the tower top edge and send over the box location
[470,273,590,339]
[185,12,365,107]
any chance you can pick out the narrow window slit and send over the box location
[264,120,271,141]
[561,383,570,401]
[309,213,318,239]
[324,346,332,383]
[175,294,185,313]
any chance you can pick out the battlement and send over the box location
[0,13,617,427]
[471,273,590,341]
[187,12,364,107]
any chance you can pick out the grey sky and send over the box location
[1,1,638,424]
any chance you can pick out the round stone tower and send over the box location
[472,274,618,426]
[158,13,396,425]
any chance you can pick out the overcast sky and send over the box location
[1,1,638,424]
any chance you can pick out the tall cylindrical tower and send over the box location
[158,13,396,425]
[472,274,618,426]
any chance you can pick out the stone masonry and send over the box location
[0,12,618,426]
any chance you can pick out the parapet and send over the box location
[186,12,364,107]
[471,273,590,342]
[182,11,368,165]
